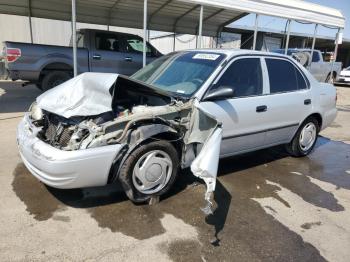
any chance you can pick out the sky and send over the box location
[232,0,350,39]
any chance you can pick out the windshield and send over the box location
[131,52,226,97]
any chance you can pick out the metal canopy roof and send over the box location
[0,0,345,37]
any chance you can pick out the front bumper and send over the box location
[17,114,122,189]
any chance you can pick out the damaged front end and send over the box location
[21,73,222,212]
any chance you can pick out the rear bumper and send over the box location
[17,114,122,189]
[7,69,40,82]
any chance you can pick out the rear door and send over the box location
[199,56,271,157]
[90,32,160,75]
[90,31,135,75]
[263,57,312,146]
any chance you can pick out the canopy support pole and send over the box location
[198,5,203,48]
[173,33,176,51]
[28,0,33,44]
[143,0,148,67]
[330,28,341,83]
[71,0,77,77]
[309,24,318,68]
[252,14,259,50]
[284,20,291,55]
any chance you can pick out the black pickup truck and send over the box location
[2,29,162,90]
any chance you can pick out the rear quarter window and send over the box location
[266,58,308,93]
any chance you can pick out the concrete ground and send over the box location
[0,81,349,262]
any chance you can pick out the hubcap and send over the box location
[132,150,173,194]
[299,122,317,151]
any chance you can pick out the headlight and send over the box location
[29,102,43,121]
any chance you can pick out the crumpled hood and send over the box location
[37,73,118,118]
[37,72,175,118]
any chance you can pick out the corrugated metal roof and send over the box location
[0,0,345,37]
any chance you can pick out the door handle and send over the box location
[124,57,133,62]
[93,54,101,60]
[304,99,311,105]
[256,105,267,113]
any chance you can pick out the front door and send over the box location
[199,57,271,157]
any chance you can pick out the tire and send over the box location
[118,140,179,203]
[286,117,319,157]
[41,71,71,91]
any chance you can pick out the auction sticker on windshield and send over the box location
[192,53,220,60]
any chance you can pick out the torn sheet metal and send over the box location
[191,127,222,215]
[37,72,118,118]
[187,100,223,215]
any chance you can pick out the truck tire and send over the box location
[41,71,71,91]
[286,117,319,157]
[118,140,179,203]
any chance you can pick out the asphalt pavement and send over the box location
[0,81,349,261]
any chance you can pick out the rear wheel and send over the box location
[286,117,319,157]
[41,71,71,91]
[118,140,179,203]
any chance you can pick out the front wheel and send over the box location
[118,140,179,203]
[286,117,319,157]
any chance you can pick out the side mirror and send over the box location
[203,87,234,102]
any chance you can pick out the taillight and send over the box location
[5,48,21,63]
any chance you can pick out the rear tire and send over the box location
[118,140,179,203]
[41,71,71,91]
[286,117,319,157]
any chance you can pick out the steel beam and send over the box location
[198,5,203,48]
[72,0,77,76]
[173,33,176,51]
[330,28,342,82]
[309,24,318,68]
[284,20,291,55]
[252,14,259,50]
[143,0,148,67]
[28,0,33,43]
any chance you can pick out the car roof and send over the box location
[178,48,290,59]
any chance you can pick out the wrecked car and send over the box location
[17,50,337,208]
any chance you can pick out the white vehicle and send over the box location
[17,50,337,204]
[273,49,342,83]
[338,66,350,84]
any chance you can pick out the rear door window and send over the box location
[214,58,263,98]
[266,58,308,93]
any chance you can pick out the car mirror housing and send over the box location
[203,87,234,102]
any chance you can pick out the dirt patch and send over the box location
[301,222,322,230]
[163,239,202,262]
